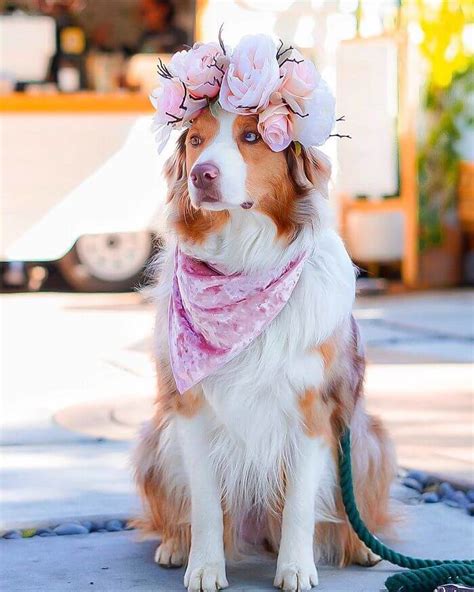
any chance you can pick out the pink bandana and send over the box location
[169,248,308,393]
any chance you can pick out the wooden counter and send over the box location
[0,92,153,113]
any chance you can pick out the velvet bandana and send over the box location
[169,248,308,394]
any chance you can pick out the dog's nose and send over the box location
[190,162,219,189]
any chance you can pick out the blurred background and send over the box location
[0,0,473,534]
[1,0,473,292]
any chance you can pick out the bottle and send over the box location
[48,1,87,91]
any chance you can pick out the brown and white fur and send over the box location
[134,107,396,592]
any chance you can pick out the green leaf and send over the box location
[209,100,220,119]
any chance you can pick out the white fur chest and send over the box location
[201,228,355,421]
[192,228,355,507]
[153,210,355,507]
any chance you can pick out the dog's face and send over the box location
[185,108,287,212]
[165,107,330,243]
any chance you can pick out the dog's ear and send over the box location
[164,130,188,202]
[302,147,331,198]
[286,144,331,199]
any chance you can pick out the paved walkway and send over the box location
[1,289,473,591]
[2,289,472,530]
[2,490,473,592]
[357,290,473,485]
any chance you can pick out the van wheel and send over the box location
[58,231,154,292]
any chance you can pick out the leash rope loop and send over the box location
[338,428,474,592]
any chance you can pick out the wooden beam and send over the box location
[0,93,153,113]
[398,32,419,288]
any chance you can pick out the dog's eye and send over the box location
[190,135,202,147]
[242,131,260,144]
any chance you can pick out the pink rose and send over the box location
[219,34,280,114]
[291,77,335,147]
[150,77,206,152]
[258,103,292,152]
[150,77,186,125]
[170,42,227,100]
[279,48,319,116]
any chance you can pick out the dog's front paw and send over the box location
[184,561,228,592]
[274,561,319,591]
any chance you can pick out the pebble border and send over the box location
[401,470,474,516]
[2,518,134,540]
[2,474,473,540]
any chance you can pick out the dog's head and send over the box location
[164,106,331,244]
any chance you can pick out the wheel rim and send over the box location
[75,232,152,282]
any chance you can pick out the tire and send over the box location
[58,231,154,292]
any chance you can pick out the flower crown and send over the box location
[150,30,338,154]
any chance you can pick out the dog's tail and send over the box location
[317,404,397,566]
[350,404,397,532]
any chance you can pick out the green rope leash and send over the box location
[338,429,474,592]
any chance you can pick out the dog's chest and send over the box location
[201,250,351,445]
[158,228,355,448]
[197,255,352,506]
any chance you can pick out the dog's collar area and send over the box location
[169,247,309,393]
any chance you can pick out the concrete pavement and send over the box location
[1,292,150,529]
[357,290,473,485]
[2,490,473,592]
[1,441,135,529]
[2,289,473,530]
[1,288,473,591]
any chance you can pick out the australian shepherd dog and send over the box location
[133,106,396,591]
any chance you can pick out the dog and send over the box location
[133,105,396,592]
